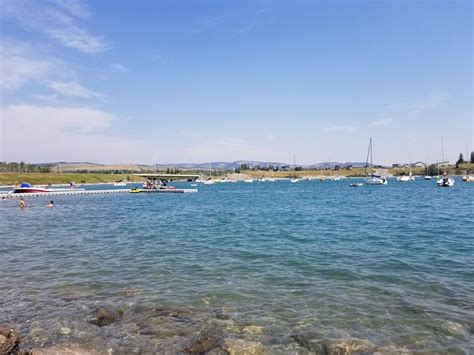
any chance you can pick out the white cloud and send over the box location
[411,94,448,114]
[49,81,104,99]
[322,125,357,132]
[0,105,156,163]
[55,0,90,20]
[184,136,257,160]
[370,117,393,127]
[45,27,108,54]
[0,41,55,90]
[110,63,127,73]
[1,0,108,54]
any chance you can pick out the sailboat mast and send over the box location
[365,138,372,177]
[441,136,445,162]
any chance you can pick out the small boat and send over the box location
[13,183,50,194]
[437,175,455,187]
[244,179,254,183]
[363,138,388,186]
[397,174,415,182]
[365,175,388,185]
[202,180,215,185]
[113,181,127,186]
[424,176,432,180]
[350,182,363,187]
[130,188,141,193]
[290,178,301,183]
[463,175,474,182]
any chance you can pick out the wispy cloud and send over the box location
[191,10,276,38]
[49,81,104,99]
[1,105,155,163]
[370,117,393,127]
[151,54,171,64]
[1,0,108,54]
[191,16,226,34]
[0,40,55,90]
[410,94,448,114]
[184,136,257,160]
[322,125,358,132]
[110,63,128,73]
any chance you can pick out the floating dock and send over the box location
[0,188,198,198]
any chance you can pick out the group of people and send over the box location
[18,197,54,209]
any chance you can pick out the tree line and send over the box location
[0,162,52,173]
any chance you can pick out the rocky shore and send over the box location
[0,300,411,355]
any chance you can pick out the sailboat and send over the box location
[423,160,431,180]
[202,164,215,184]
[113,171,128,186]
[364,138,387,185]
[290,154,301,183]
[436,136,455,187]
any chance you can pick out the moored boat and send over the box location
[437,175,455,187]
[463,175,474,182]
[363,138,388,186]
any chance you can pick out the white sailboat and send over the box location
[202,164,215,184]
[290,154,301,183]
[364,138,387,185]
[113,171,128,186]
[436,136,455,187]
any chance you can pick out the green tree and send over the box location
[456,153,464,168]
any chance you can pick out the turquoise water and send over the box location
[1,178,473,353]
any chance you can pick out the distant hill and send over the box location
[38,160,372,172]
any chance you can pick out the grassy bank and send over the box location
[0,173,144,186]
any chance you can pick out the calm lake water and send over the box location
[1,178,473,353]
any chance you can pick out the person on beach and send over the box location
[46,200,54,208]
[19,197,26,208]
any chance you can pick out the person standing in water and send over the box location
[19,197,26,208]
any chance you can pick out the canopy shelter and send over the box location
[135,173,200,182]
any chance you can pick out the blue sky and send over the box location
[1,0,472,164]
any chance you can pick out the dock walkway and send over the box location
[0,188,198,198]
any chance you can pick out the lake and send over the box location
[0,178,473,353]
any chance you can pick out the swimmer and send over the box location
[19,197,26,208]
[46,200,54,208]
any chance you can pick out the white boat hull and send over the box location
[437,177,455,187]
[365,177,387,185]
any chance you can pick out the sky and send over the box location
[0,0,472,165]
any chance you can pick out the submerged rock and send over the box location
[0,325,21,355]
[242,325,264,335]
[291,334,378,355]
[322,338,378,354]
[184,324,224,354]
[223,339,269,355]
[25,346,102,354]
[89,306,122,327]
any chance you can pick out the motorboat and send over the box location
[13,184,50,193]
[13,182,84,193]
[437,176,455,187]
[424,176,432,180]
[463,175,474,182]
